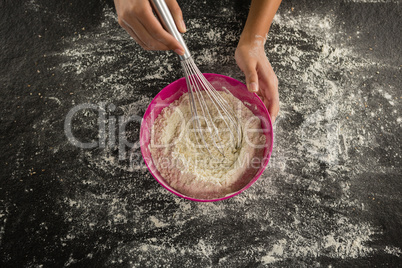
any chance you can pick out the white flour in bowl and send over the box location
[150,91,266,199]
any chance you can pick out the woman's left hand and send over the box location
[235,37,279,123]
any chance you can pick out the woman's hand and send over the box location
[235,37,279,123]
[114,0,186,55]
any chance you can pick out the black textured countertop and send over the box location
[1,0,401,267]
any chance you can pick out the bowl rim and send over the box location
[140,73,274,202]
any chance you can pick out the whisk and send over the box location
[151,0,242,157]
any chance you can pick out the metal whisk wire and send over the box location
[182,58,242,155]
[151,0,243,157]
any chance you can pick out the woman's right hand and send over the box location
[114,0,186,55]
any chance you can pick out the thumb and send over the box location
[244,66,259,93]
[166,0,186,33]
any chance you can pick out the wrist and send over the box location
[238,33,266,48]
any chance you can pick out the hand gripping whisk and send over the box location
[151,0,243,157]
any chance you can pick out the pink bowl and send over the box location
[140,73,273,202]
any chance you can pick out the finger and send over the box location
[120,19,150,49]
[165,0,186,33]
[257,83,278,123]
[263,83,280,123]
[242,62,259,93]
[267,96,279,123]
[258,65,279,122]
[119,4,180,52]
[137,4,185,54]
[122,14,172,51]
[261,85,279,123]
[255,91,272,119]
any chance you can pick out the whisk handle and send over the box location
[151,0,191,60]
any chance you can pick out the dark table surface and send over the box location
[1,0,401,267]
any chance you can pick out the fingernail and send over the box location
[181,20,186,32]
[174,48,184,55]
[271,115,276,123]
[249,82,258,92]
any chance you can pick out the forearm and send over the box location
[239,0,282,45]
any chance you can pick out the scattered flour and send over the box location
[40,3,400,266]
